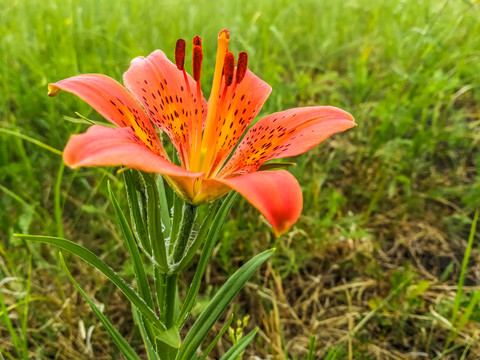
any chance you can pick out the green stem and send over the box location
[165,274,178,328]
[156,270,166,321]
[172,202,197,264]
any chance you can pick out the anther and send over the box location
[223,52,235,87]
[193,36,202,47]
[175,39,186,71]
[236,51,248,84]
[192,45,203,82]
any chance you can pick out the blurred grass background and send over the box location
[1,0,480,358]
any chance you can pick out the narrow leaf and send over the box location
[199,314,234,360]
[124,170,152,255]
[177,193,238,326]
[156,326,181,348]
[258,161,296,171]
[140,173,169,270]
[133,308,160,360]
[175,202,219,273]
[156,175,172,238]
[178,249,274,360]
[108,182,157,346]
[59,253,142,360]
[108,182,154,308]
[219,328,258,360]
[15,234,166,332]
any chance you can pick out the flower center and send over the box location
[174,30,248,179]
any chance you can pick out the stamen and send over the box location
[223,52,235,87]
[175,39,186,71]
[192,45,203,82]
[236,51,248,84]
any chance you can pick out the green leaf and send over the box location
[157,175,172,238]
[59,253,142,360]
[219,328,258,360]
[170,192,184,247]
[108,182,157,347]
[156,326,181,348]
[177,193,238,327]
[198,314,234,360]
[133,308,160,360]
[140,173,169,271]
[108,181,154,308]
[15,234,166,332]
[124,170,152,255]
[257,161,296,171]
[177,249,274,360]
[175,202,219,273]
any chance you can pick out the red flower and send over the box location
[49,30,355,235]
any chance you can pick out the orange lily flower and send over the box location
[48,30,355,235]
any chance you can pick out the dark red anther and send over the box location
[223,52,235,87]
[236,51,248,84]
[175,39,186,71]
[193,36,202,47]
[192,45,203,81]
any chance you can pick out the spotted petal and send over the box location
[203,69,271,176]
[123,50,208,167]
[211,170,303,235]
[48,74,163,154]
[220,106,355,176]
[64,125,202,189]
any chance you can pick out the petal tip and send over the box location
[48,84,60,97]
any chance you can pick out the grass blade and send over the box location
[446,208,479,347]
[199,314,234,360]
[219,327,258,360]
[0,128,63,156]
[307,335,317,360]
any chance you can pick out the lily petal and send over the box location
[48,74,162,154]
[123,50,208,166]
[212,170,303,236]
[220,106,355,176]
[205,69,272,176]
[64,125,201,183]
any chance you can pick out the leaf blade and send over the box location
[59,253,142,360]
[177,249,274,360]
[15,234,166,332]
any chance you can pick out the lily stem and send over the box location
[172,202,197,264]
[165,273,178,329]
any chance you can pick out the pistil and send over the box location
[199,30,230,173]
[202,51,235,177]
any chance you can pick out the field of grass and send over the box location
[1,0,480,358]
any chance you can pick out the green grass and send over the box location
[1,0,480,358]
